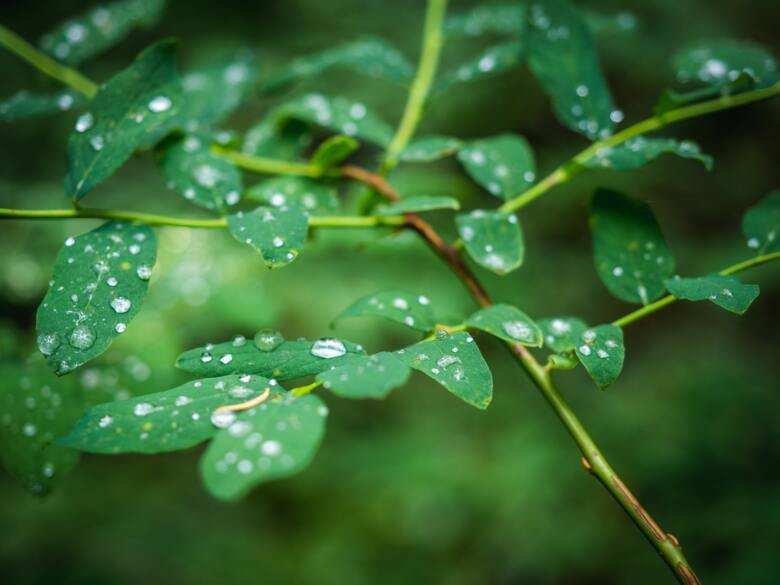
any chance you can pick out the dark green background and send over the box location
[1,1,779,583]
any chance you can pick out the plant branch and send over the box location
[500,82,780,214]
[0,23,98,98]
[613,251,780,328]
[383,0,448,168]
[0,207,405,229]
[212,145,325,178]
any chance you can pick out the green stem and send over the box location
[212,145,324,178]
[500,82,780,214]
[383,0,448,168]
[0,23,98,98]
[0,207,405,229]
[613,251,780,328]
[290,380,323,397]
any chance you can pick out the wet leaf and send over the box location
[526,0,617,139]
[176,337,366,380]
[58,374,275,454]
[160,134,243,211]
[376,196,460,215]
[672,40,778,89]
[456,210,524,275]
[538,316,588,353]
[242,118,312,159]
[742,190,780,254]
[584,137,713,171]
[0,90,84,122]
[437,41,524,90]
[39,0,166,65]
[590,189,675,305]
[36,222,156,375]
[444,4,525,37]
[466,303,543,346]
[246,176,339,216]
[310,135,359,169]
[397,332,493,410]
[665,274,759,314]
[457,134,536,199]
[64,40,182,199]
[573,324,625,388]
[317,352,411,399]
[200,393,328,500]
[398,136,462,162]
[227,206,309,268]
[335,290,436,332]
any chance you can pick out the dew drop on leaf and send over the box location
[75,112,93,133]
[310,338,347,359]
[211,410,237,429]
[110,297,132,313]
[37,333,61,356]
[136,265,152,280]
[148,95,172,113]
[253,329,284,351]
[69,326,95,350]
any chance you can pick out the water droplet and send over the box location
[98,415,113,428]
[578,345,592,356]
[110,297,131,313]
[434,329,449,340]
[136,265,152,280]
[254,329,284,351]
[392,297,409,310]
[232,335,246,347]
[418,295,430,305]
[211,410,236,428]
[65,236,76,247]
[42,462,56,478]
[75,112,93,133]
[37,333,60,356]
[310,338,346,359]
[175,396,191,407]
[148,95,172,113]
[115,323,126,333]
[502,320,533,341]
[23,423,37,437]
[261,440,282,456]
[134,402,154,416]
[128,244,141,255]
[89,135,104,151]
[69,326,95,350]
[200,351,213,363]
[107,276,118,287]
[219,354,233,365]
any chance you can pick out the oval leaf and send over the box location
[665,274,759,315]
[457,134,535,199]
[466,303,543,346]
[742,190,780,254]
[317,352,411,399]
[574,324,625,389]
[457,210,524,275]
[335,290,436,332]
[227,206,309,268]
[246,176,340,216]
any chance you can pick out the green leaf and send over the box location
[398,136,462,162]
[310,135,359,169]
[59,374,275,454]
[590,189,675,305]
[276,94,393,147]
[742,190,780,254]
[665,274,759,314]
[39,0,166,65]
[444,4,525,37]
[456,210,524,275]
[457,134,536,199]
[160,134,243,211]
[376,196,460,215]
[672,40,778,89]
[317,352,411,399]
[584,137,713,171]
[526,0,617,139]
[538,317,588,353]
[335,290,436,332]
[437,41,524,90]
[176,336,366,380]
[200,393,328,501]
[64,40,182,199]
[242,118,312,159]
[227,206,309,268]
[36,221,156,375]
[262,36,413,91]
[466,303,542,346]
[583,10,637,35]
[397,332,493,410]
[246,176,339,216]
[574,324,625,389]
[0,90,84,122]
[177,51,258,130]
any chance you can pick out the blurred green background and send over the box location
[1,1,779,583]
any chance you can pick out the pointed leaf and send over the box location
[59,374,275,454]
[0,90,84,122]
[200,393,328,500]
[227,206,309,268]
[574,324,625,388]
[398,136,462,162]
[438,41,524,90]
[397,332,492,409]
[335,290,436,332]
[64,40,182,199]
[317,352,411,399]
[742,190,780,254]
[538,317,588,353]
[584,137,713,171]
[160,134,243,211]
[310,135,359,169]
[176,337,366,380]
[39,0,166,65]
[526,0,616,139]
[665,274,759,314]
[466,303,542,346]
[246,176,339,216]
[376,196,460,215]
[590,189,675,305]
[457,134,535,199]
[672,40,778,89]
[457,210,524,275]
[36,222,156,375]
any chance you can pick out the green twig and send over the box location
[212,145,324,178]
[0,23,98,98]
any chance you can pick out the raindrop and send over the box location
[254,329,284,352]
[115,323,127,333]
[22,423,37,437]
[98,415,113,428]
[75,112,93,133]
[200,351,213,363]
[89,135,104,151]
[211,410,236,429]
[134,402,154,416]
[219,354,233,365]
[136,265,152,280]
[261,440,282,456]
[110,297,132,314]
[232,335,246,346]
[69,326,95,350]
[502,320,533,341]
[37,333,60,356]
[148,95,172,113]
[107,276,118,287]
[310,338,346,359]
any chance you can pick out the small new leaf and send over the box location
[36,222,156,375]
[317,352,411,399]
[310,135,359,169]
[574,324,625,389]
[457,134,536,199]
[397,332,493,409]
[457,210,524,275]
[376,196,460,215]
[742,190,780,254]
[665,274,759,314]
[466,303,543,346]
[585,137,713,171]
[227,206,309,268]
[590,189,675,305]
[335,290,436,332]
[398,136,462,163]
